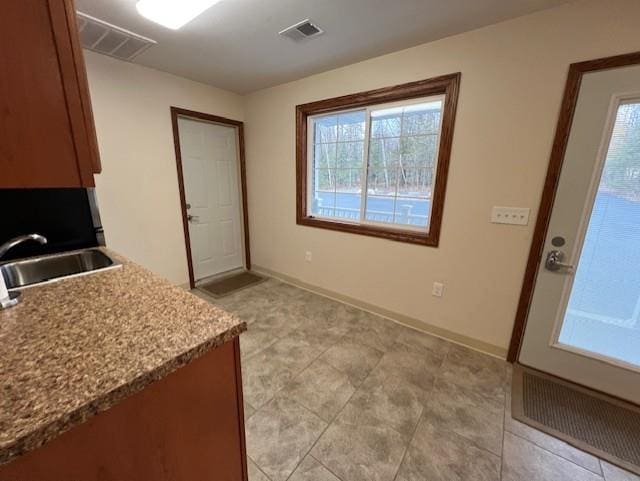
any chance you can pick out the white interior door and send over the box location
[178,117,244,281]
[520,64,640,404]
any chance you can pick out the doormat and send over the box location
[198,272,265,298]
[511,365,640,475]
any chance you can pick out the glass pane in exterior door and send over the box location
[558,101,640,367]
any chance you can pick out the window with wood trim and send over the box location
[296,74,460,246]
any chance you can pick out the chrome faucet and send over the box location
[0,234,48,309]
[0,234,48,259]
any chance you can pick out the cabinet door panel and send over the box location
[56,0,102,175]
[0,0,97,187]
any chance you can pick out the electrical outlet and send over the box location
[491,206,530,225]
[432,282,444,297]
[305,251,312,262]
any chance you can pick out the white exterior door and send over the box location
[178,117,244,281]
[520,64,640,404]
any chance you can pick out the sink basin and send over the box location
[0,248,120,290]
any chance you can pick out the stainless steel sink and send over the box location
[0,248,120,290]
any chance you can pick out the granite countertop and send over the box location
[0,250,246,465]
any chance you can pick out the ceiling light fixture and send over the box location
[136,0,222,30]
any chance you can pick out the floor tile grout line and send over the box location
[245,320,355,480]
[503,370,604,477]
[505,429,608,479]
[246,344,329,412]
[242,294,373,394]
[256,272,509,361]
[279,340,416,481]
[233,281,513,480]
[243,310,354,410]
[283,319,400,428]
[437,419,506,462]
[309,454,346,481]
[500,378,507,481]
[249,394,327,481]
[241,332,288,362]
[245,300,392,413]
[504,424,603,475]
[321,326,438,449]
[242,308,310,348]
[427,347,507,463]
[391,401,425,481]
[498,365,511,481]
[281,353,372,481]
[248,454,274,481]
[392,342,451,481]
[290,310,484,478]
[226,281,616,481]
[282,359,360,424]
[267,330,350,402]
[316,327,391,389]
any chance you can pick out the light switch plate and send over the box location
[491,206,530,225]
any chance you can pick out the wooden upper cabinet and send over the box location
[0,0,101,188]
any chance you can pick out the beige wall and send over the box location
[85,52,244,285]
[243,0,640,353]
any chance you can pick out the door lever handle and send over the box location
[187,214,199,222]
[545,250,575,273]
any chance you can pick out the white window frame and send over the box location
[306,95,446,233]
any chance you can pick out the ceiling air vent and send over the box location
[76,12,156,61]
[279,19,324,42]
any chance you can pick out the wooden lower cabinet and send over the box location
[0,338,248,481]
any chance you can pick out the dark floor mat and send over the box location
[198,272,265,298]
[511,364,640,475]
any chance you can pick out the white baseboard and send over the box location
[252,264,508,360]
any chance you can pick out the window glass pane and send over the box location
[337,141,364,169]
[371,108,402,138]
[369,138,400,170]
[394,199,430,228]
[313,168,334,191]
[310,168,335,218]
[308,97,444,229]
[365,195,396,224]
[334,169,363,221]
[311,194,336,218]
[558,101,640,366]
[366,167,398,196]
[334,168,363,193]
[338,111,366,141]
[400,135,438,169]
[314,143,337,169]
[402,101,443,135]
[310,111,366,222]
[314,115,338,143]
[364,98,444,230]
[397,168,431,197]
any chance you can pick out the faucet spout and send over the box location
[0,234,47,309]
[0,234,48,260]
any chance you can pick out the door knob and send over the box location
[545,250,575,273]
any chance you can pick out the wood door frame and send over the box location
[507,51,640,363]
[170,107,251,289]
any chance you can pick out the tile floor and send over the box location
[197,278,640,481]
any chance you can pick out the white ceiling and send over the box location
[76,0,571,94]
